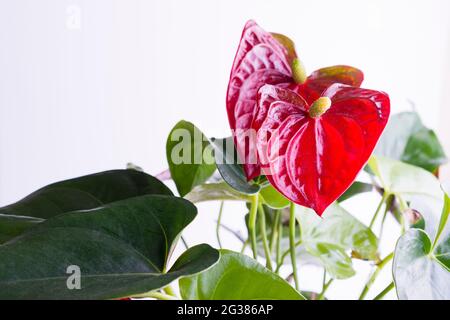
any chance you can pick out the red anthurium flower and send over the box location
[227,20,292,180]
[227,20,365,181]
[256,83,390,215]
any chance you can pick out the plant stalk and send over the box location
[248,194,259,259]
[289,202,300,290]
[258,204,273,271]
[373,282,395,300]
[216,201,225,248]
[369,193,388,229]
[358,252,393,300]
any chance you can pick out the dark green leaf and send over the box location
[0,170,172,243]
[401,128,447,172]
[211,137,260,195]
[179,250,304,300]
[0,195,219,299]
[0,169,172,220]
[338,181,373,203]
[0,214,43,244]
[166,121,216,196]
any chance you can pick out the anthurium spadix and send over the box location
[227,20,364,181]
[255,83,390,215]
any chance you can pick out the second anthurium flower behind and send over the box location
[226,20,390,216]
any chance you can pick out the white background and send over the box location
[1,0,449,299]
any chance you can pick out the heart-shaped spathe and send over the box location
[256,83,390,215]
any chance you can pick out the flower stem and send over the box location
[269,210,281,254]
[216,201,225,248]
[275,215,283,272]
[258,204,273,271]
[373,281,395,300]
[358,252,393,300]
[289,202,300,290]
[248,194,259,259]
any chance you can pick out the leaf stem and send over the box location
[289,202,300,290]
[216,201,225,248]
[358,252,393,300]
[145,291,178,300]
[318,278,333,300]
[163,285,178,297]
[373,281,395,300]
[248,194,259,259]
[258,204,273,271]
[369,193,388,229]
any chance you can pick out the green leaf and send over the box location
[401,128,447,173]
[374,112,447,172]
[0,195,219,299]
[0,214,43,244]
[259,185,290,209]
[394,229,450,299]
[184,182,252,203]
[294,203,378,279]
[211,137,260,195]
[0,170,172,243]
[179,250,304,300]
[166,120,216,196]
[368,156,444,236]
[338,181,373,203]
[393,194,450,300]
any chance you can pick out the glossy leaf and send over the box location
[166,120,216,196]
[257,84,390,215]
[0,214,43,244]
[179,250,304,300]
[0,170,172,243]
[0,195,219,299]
[374,112,447,172]
[211,137,260,194]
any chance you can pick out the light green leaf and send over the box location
[294,203,378,279]
[394,194,450,300]
[166,121,216,196]
[179,250,304,300]
[368,156,444,238]
[260,185,290,209]
[184,182,251,203]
